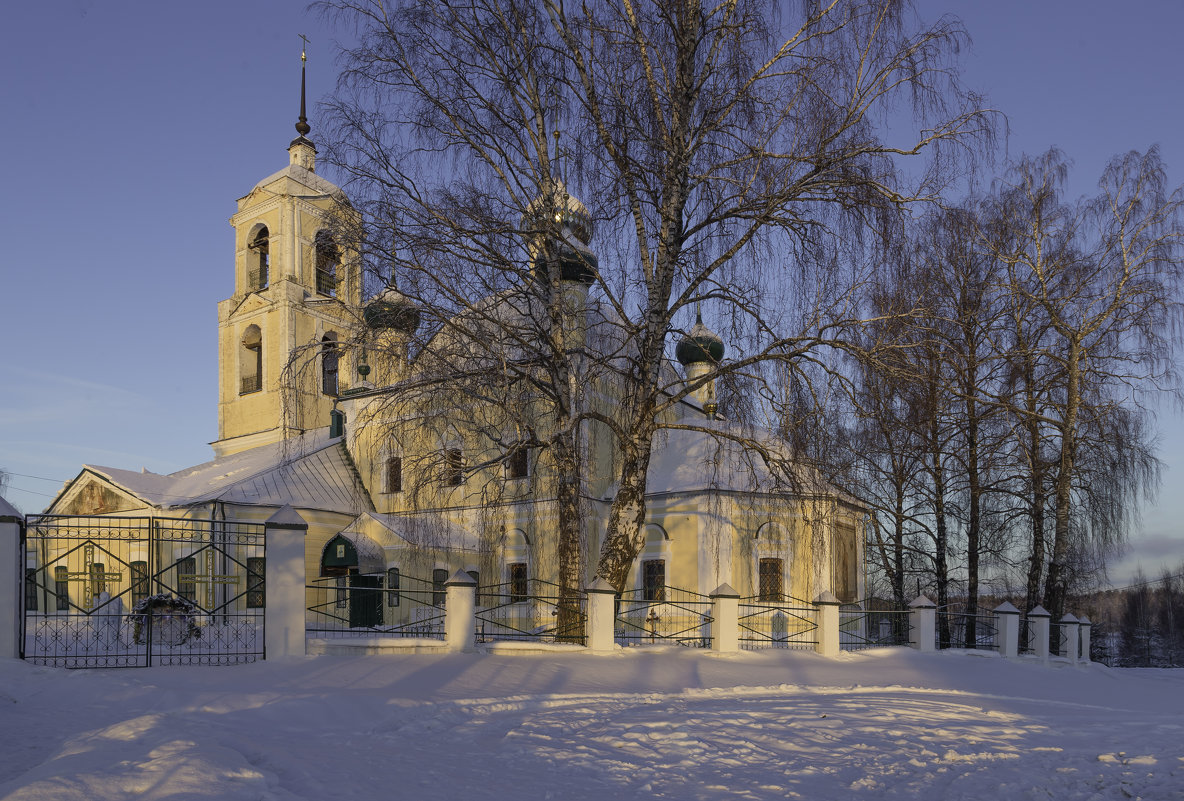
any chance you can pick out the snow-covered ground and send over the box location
[0,647,1180,800]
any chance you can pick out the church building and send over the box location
[38,57,865,643]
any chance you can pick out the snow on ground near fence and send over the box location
[0,648,1181,800]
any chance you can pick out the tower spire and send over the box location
[296,34,312,137]
[289,35,317,171]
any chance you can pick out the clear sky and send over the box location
[1,1,1181,586]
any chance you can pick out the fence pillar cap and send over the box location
[445,569,477,587]
[710,583,740,599]
[993,601,1021,615]
[908,595,936,609]
[0,496,21,522]
[1060,613,1079,624]
[814,591,841,606]
[265,505,308,531]
[1078,615,1092,626]
[585,576,617,595]
[1027,605,1051,618]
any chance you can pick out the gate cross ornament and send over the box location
[54,543,123,610]
[179,549,241,610]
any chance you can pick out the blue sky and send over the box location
[1,1,1181,586]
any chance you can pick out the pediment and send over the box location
[58,477,141,515]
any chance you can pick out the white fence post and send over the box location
[0,498,22,660]
[909,596,936,653]
[814,592,840,657]
[1078,615,1092,663]
[1027,606,1051,661]
[445,570,477,653]
[585,577,617,652]
[993,601,1020,659]
[710,584,740,653]
[264,505,309,660]
[1060,613,1080,662]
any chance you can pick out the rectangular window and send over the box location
[246,557,265,608]
[759,558,784,602]
[387,568,400,607]
[444,448,464,486]
[385,456,402,493]
[643,560,665,602]
[509,563,528,603]
[833,523,858,604]
[131,561,148,607]
[506,446,529,480]
[90,562,107,605]
[177,557,196,603]
[25,568,38,612]
[55,566,69,611]
[335,576,348,609]
[432,568,448,606]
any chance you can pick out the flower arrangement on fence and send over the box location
[127,593,202,645]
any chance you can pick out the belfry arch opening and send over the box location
[248,226,269,290]
[240,325,262,395]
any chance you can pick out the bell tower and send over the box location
[212,43,360,458]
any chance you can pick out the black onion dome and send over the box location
[675,315,725,366]
[364,286,421,334]
[525,181,597,285]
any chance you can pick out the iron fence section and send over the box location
[738,596,817,650]
[616,586,713,647]
[476,579,586,645]
[839,604,911,651]
[21,515,265,668]
[306,572,444,639]
[936,608,998,651]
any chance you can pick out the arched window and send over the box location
[315,231,339,296]
[754,522,791,602]
[240,325,262,394]
[321,332,339,395]
[248,226,269,290]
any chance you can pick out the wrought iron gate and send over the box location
[20,515,266,668]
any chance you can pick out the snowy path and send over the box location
[0,648,1181,800]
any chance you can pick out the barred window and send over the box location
[508,563,528,603]
[387,568,400,607]
[177,557,196,603]
[90,562,108,604]
[25,568,38,612]
[642,560,665,602]
[246,557,265,608]
[55,566,69,611]
[131,561,148,606]
[385,456,403,493]
[432,568,448,606]
[759,558,784,602]
[444,448,464,486]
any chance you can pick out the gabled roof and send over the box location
[73,429,372,516]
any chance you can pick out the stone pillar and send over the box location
[445,569,477,653]
[993,601,1021,659]
[1078,616,1092,664]
[710,583,740,653]
[814,591,841,658]
[264,505,309,660]
[585,577,617,652]
[1027,606,1051,661]
[909,596,936,653]
[1059,614,1080,662]
[0,498,22,660]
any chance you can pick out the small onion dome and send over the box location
[525,180,593,245]
[675,313,725,366]
[363,285,421,334]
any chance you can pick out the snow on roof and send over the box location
[645,421,836,499]
[350,510,484,552]
[86,429,372,515]
[248,163,343,198]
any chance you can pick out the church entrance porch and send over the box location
[20,515,266,668]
